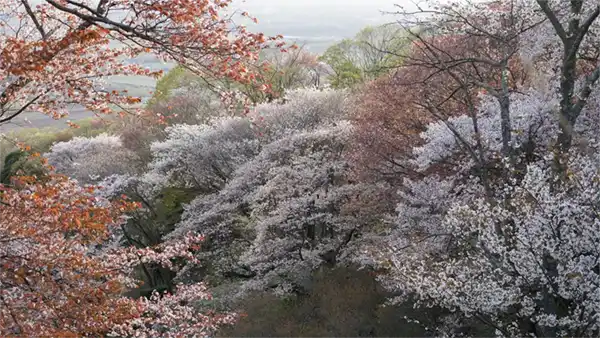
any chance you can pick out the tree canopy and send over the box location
[319,24,412,88]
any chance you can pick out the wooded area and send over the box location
[1,0,600,337]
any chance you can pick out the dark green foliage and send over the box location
[219,267,441,337]
[155,187,199,234]
[1,150,27,184]
[0,150,47,185]
[120,186,202,299]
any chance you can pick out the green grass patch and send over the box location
[0,117,114,172]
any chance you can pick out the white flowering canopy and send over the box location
[369,0,600,336]
[45,133,140,184]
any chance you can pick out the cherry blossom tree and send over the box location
[531,1,600,164]
[378,150,600,336]
[350,69,436,187]
[90,117,261,294]
[144,89,385,297]
[253,88,349,140]
[367,1,600,336]
[45,133,140,184]
[169,122,381,296]
[45,89,349,301]
[261,47,326,91]
[393,0,600,170]
[367,73,600,336]
[146,117,260,194]
[0,1,284,334]
[234,123,380,295]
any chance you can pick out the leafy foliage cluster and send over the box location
[319,24,414,88]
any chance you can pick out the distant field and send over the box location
[0,106,109,132]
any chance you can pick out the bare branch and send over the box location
[20,0,46,39]
[575,4,600,45]
[536,0,568,42]
[0,93,44,124]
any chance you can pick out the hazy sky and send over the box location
[236,0,401,14]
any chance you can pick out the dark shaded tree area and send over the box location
[220,268,448,337]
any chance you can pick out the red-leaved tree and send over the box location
[0,0,283,125]
[0,174,237,336]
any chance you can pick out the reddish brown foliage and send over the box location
[0,173,228,336]
[350,72,430,186]
[0,0,284,125]
[0,175,139,335]
[350,26,532,187]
